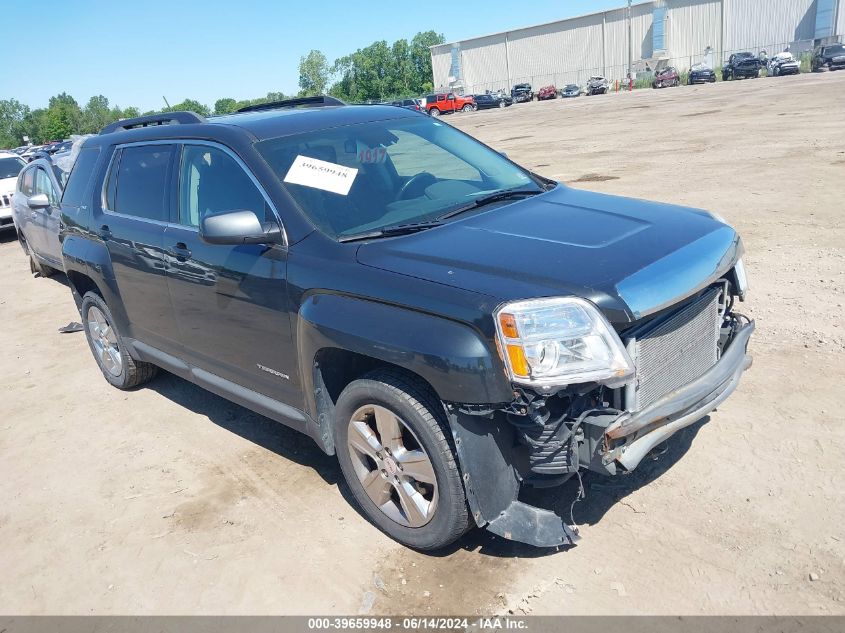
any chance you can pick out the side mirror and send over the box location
[199,209,282,246]
[28,193,50,209]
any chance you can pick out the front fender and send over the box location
[296,293,513,408]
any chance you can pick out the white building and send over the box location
[431,0,845,93]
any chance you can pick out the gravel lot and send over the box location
[1,71,843,615]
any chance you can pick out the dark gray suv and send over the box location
[59,96,753,550]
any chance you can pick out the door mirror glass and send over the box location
[27,193,50,209]
[199,209,281,245]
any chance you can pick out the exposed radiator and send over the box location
[626,288,721,412]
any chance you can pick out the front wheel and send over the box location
[498,100,506,108]
[334,370,471,550]
[81,292,158,389]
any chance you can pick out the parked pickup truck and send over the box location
[423,92,475,117]
[722,52,763,80]
[59,97,753,550]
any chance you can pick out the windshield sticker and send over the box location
[356,141,387,165]
[284,155,358,196]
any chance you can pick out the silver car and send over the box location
[11,157,65,276]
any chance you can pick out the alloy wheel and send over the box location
[87,305,122,377]
[346,404,438,528]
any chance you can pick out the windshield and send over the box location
[824,44,845,55]
[0,156,25,179]
[256,115,541,239]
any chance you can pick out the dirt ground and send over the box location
[1,71,843,616]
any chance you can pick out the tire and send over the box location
[461,104,472,113]
[428,108,440,118]
[498,100,506,108]
[81,291,158,390]
[334,369,471,550]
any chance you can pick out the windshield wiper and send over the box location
[437,188,543,221]
[338,220,443,243]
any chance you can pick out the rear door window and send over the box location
[107,145,173,222]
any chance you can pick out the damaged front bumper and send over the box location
[448,318,754,549]
[603,318,753,471]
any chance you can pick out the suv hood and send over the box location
[0,176,17,194]
[356,186,741,324]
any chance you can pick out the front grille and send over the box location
[627,288,721,412]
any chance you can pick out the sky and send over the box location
[3,0,623,112]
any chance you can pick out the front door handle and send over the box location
[98,224,112,240]
[169,242,192,261]
[31,212,37,220]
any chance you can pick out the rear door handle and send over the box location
[169,242,192,261]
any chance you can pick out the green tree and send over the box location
[327,30,445,102]
[164,99,210,117]
[43,93,81,141]
[409,31,445,94]
[80,95,112,134]
[298,50,330,96]
[214,98,238,115]
[0,98,30,147]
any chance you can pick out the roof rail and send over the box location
[236,95,346,113]
[99,111,206,135]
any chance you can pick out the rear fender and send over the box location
[62,237,129,329]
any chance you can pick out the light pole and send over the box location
[628,0,633,80]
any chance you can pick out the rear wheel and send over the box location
[81,292,158,390]
[461,104,472,113]
[334,370,471,550]
[428,108,440,118]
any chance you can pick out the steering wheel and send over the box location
[397,172,437,201]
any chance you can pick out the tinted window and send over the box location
[35,168,59,205]
[109,145,172,221]
[0,156,25,179]
[61,147,100,206]
[178,145,266,228]
[256,116,537,239]
[20,167,35,196]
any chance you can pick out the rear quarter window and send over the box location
[61,147,101,207]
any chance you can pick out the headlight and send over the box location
[734,257,749,298]
[495,297,634,388]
